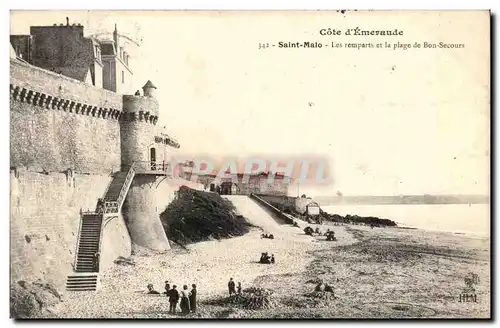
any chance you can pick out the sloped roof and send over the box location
[52,66,90,82]
[143,80,157,89]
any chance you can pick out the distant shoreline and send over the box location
[316,195,489,206]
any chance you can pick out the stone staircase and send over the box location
[66,165,136,292]
[75,213,102,273]
[103,171,128,204]
[101,166,136,213]
[66,274,99,291]
[66,213,102,291]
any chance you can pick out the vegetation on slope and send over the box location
[319,210,397,227]
[160,186,253,246]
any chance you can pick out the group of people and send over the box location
[325,229,336,241]
[227,278,242,296]
[146,281,197,315]
[261,233,275,239]
[259,252,275,264]
[303,226,336,241]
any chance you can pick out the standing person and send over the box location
[271,254,275,264]
[164,280,171,295]
[228,278,236,296]
[168,285,179,314]
[93,252,100,272]
[189,284,197,313]
[180,285,191,315]
[237,282,242,295]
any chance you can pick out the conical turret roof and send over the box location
[143,80,157,89]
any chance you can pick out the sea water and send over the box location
[322,204,490,237]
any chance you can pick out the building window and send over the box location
[122,71,125,84]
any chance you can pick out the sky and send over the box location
[10,10,490,196]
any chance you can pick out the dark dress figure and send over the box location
[228,278,236,296]
[164,281,171,295]
[93,252,100,272]
[237,282,242,295]
[168,286,179,314]
[270,254,275,264]
[189,284,197,313]
[180,285,190,315]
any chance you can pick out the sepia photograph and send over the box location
[8,9,491,319]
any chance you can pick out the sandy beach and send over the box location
[47,202,490,320]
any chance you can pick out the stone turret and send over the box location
[119,81,170,251]
[142,80,157,98]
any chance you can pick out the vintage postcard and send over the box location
[9,10,490,319]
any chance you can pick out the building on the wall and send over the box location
[295,196,320,216]
[202,172,291,196]
[10,35,32,62]
[10,18,136,94]
[99,24,135,94]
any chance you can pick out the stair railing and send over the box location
[73,209,84,271]
[95,212,104,273]
[93,164,136,273]
[116,163,136,211]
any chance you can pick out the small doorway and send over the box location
[150,147,156,170]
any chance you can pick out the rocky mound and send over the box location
[10,280,63,319]
[160,186,253,246]
[320,211,397,227]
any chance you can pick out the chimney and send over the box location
[66,17,69,26]
[113,23,119,48]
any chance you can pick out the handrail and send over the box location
[116,164,135,211]
[124,161,170,174]
[73,209,84,271]
[96,212,104,272]
[93,163,136,272]
[250,193,295,225]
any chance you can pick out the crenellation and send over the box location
[26,90,34,104]
[33,92,41,105]
[45,95,53,109]
[12,87,18,100]
[62,99,70,111]
[51,97,59,110]
[19,88,28,102]
[38,93,46,107]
